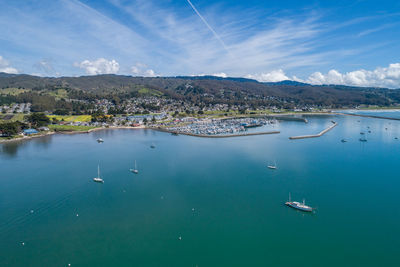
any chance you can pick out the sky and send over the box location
[1,0,400,88]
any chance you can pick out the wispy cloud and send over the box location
[186,0,229,53]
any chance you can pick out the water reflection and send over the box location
[0,135,53,158]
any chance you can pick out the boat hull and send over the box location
[285,202,313,212]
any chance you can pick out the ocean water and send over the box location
[1,113,400,266]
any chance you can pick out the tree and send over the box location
[26,113,50,128]
[143,118,148,125]
[152,116,156,123]
[0,121,26,137]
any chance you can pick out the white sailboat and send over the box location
[267,160,277,170]
[93,164,104,183]
[130,160,139,174]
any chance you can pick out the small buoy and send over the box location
[68,264,71,266]
[178,236,182,240]
[21,242,25,246]
[30,210,34,213]
[192,208,195,211]
[76,214,79,217]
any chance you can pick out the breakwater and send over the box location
[338,113,400,121]
[150,127,280,138]
[289,122,338,140]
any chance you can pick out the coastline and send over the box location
[2,109,399,145]
[0,125,145,144]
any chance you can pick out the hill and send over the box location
[1,73,400,110]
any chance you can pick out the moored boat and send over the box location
[285,193,314,212]
[93,164,104,183]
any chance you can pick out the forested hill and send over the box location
[1,73,400,108]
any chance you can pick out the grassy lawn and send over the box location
[0,113,26,122]
[138,88,163,96]
[45,89,69,99]
[0,88,30,95]
[47,115,92,122]
[48,125,97,132]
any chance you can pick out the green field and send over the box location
[47,115,92,122]
[138,88,163,96]
[0,113,25,122]
[48,125,96,132]
[0,88,30,95]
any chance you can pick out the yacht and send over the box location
[97,138,104,143]
[130,160,139,174]
[285,193,313,212]
[93,164,104,183]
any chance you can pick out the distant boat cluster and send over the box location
[167,118,276,136]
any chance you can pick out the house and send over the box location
[23,129,39,135]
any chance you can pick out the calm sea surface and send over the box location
[1,113,400,266]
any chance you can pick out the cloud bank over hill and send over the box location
[248,63,400,88]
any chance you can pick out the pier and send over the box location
[289,122,338,140]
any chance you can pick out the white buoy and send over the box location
[21,242,25,246]
[30,210,34,213]
[76,214,79,217]
[68,264,71,266]
[192,208,195,211]
[178,236,182,240]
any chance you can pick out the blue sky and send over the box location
[1,0,400,87]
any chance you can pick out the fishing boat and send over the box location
[360,132,365,135]
[96,138,104,143]
[341,139,347,143]
[359,137,367,142]
[93,164,104,183]
[130,160,139,174]
[267,161,277,170]
[285,193,313,212]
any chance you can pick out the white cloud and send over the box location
[0,56,18,74]
[212,72,227,78]
[305,63,400,88]
[246,69,289,82]
[131,63,157,77]
[75,58,119,75]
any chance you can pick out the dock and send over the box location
[150,127,280,138]
[289,122,338,140]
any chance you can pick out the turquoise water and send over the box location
[1,113,400,266]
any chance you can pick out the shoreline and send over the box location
[1,110,400,144]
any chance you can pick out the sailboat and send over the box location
[130,160,139,174]
[93,164,104,183]
[267,161,277,170]
[285,193,314,212]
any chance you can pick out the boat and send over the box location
[341,139,347,143]
[360,132,365,135]
[150,143,156,149]
[130,160,139,174]
[93,164,104,183]
[267,161,277,170]
[359,137,367,142]
[285,193,314,212]
[97,138,104,143]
